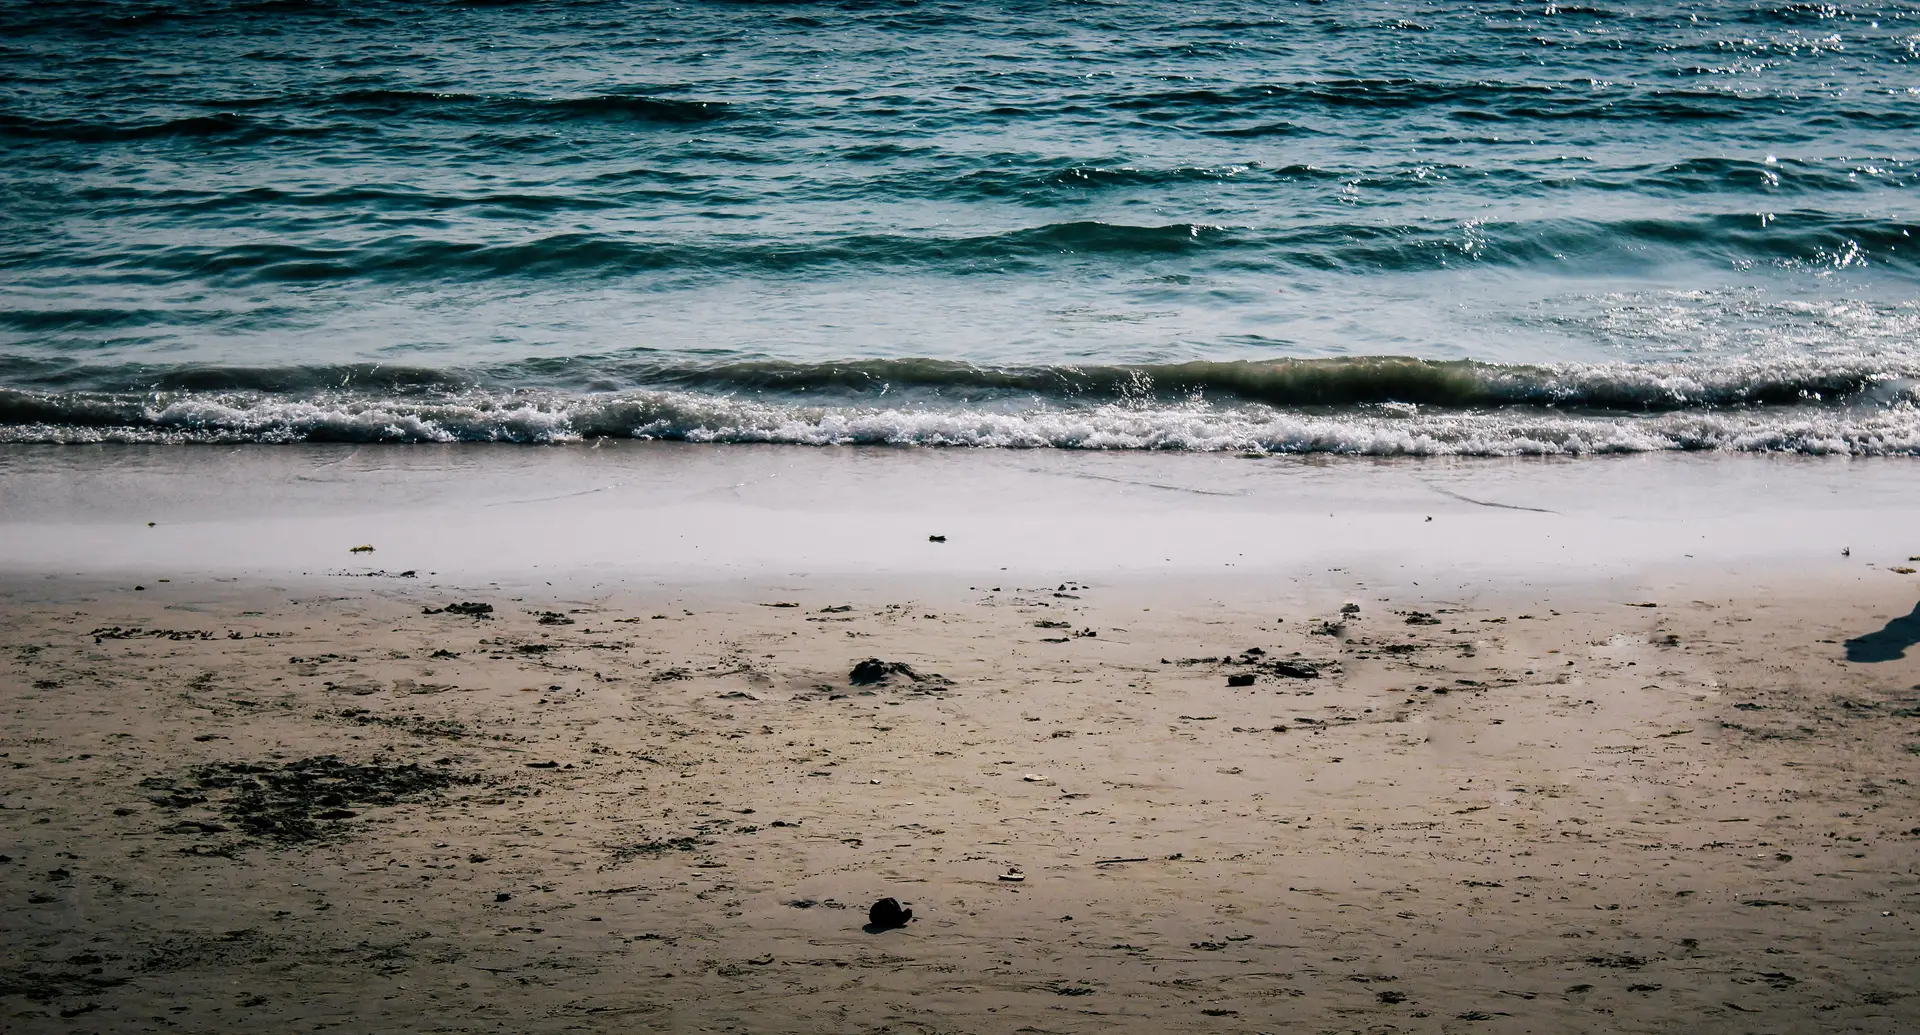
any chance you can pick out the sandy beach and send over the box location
[3,445,1919,1033]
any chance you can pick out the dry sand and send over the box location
[3,446,1919,1033]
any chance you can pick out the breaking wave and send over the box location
[2,354,1915,455]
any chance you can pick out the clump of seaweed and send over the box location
[145,756,470,844]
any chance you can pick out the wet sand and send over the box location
[2,446,1919,1033]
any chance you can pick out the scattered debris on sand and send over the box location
[144,756,470,844]
[849,658,950,687]
[423,602,493,618]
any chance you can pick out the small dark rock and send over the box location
[868,897,912,929]
[1227,673,1257,687]
[1272,660,1320,679]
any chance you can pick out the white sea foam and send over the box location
[3,388,1917,455]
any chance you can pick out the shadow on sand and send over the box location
[1845,600,1920,663]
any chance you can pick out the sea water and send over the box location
[1,0,1916,452]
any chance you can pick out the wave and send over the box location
[0,90,731,146]
[328,89,733,125]
[1107,79,1917,129]
[6,355,1917,411]
[0,111,349,145]
[1,387,1914,455]
[19,211,1913,286]
[656,356,1920,411]
[1,355,1915,453]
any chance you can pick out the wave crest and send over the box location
[2,381,1915,455]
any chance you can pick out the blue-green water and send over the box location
[2,0,1917,451]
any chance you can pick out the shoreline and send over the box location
[3,444,1918,586]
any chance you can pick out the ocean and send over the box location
[1,0,1916,453]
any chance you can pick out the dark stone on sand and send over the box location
[928,535,947,542]
[1226,673,1257,687]
[495,892,512,902]
[1272,660,1320,679]
[868,897,912,929]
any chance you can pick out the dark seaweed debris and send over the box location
[91,626,214,642]
[146,756,471,843]
[605,836,710,866]
[849,658,951,687]
[422,602,493,618]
